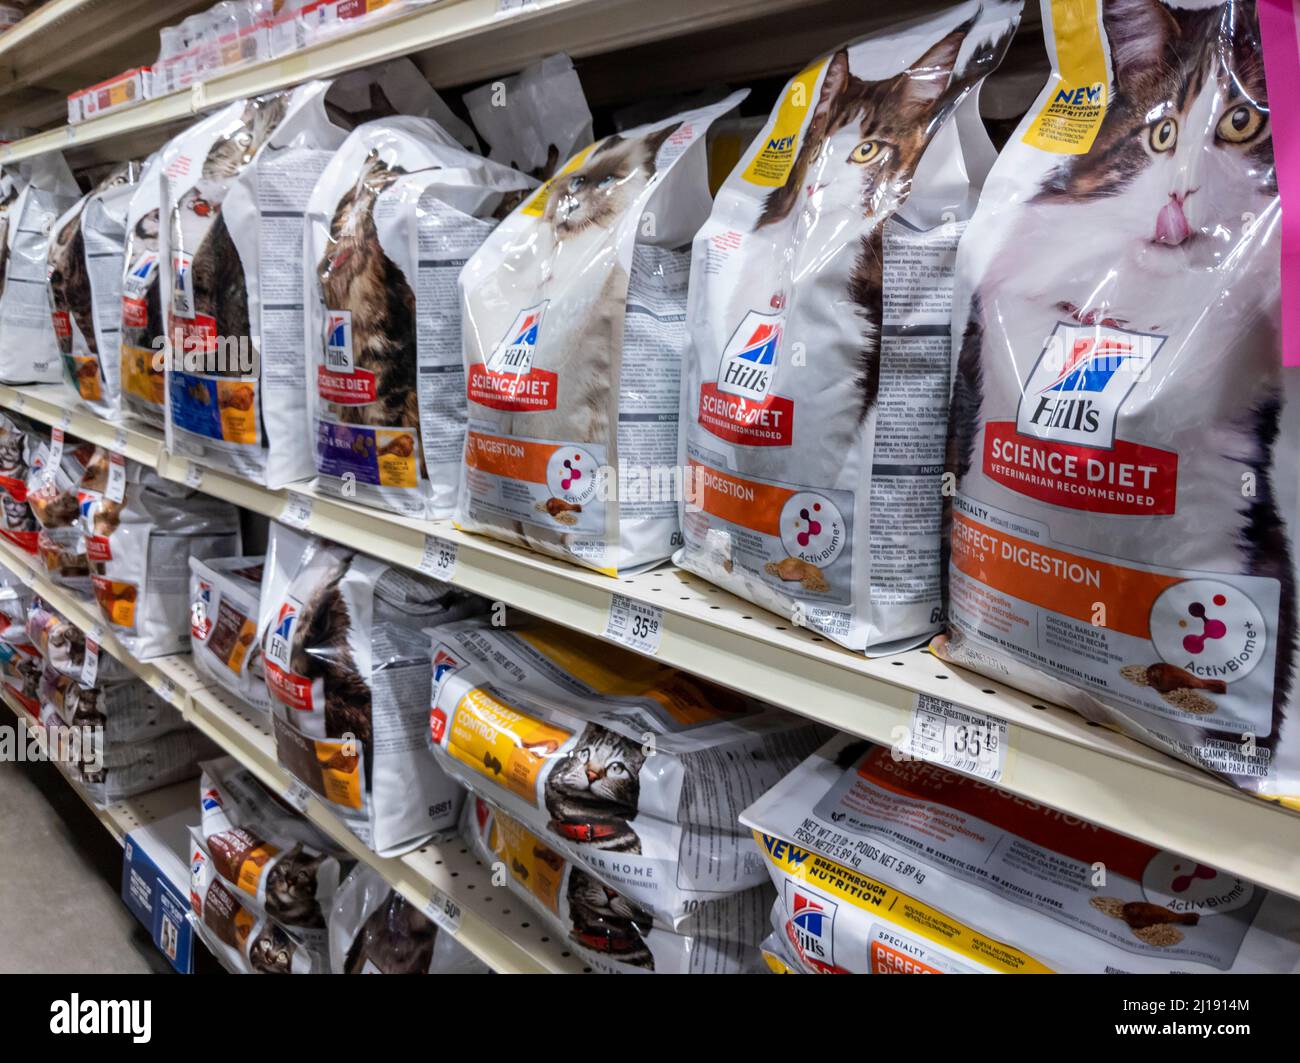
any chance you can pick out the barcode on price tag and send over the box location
[281,778,313,813]
[80,637,100,687]
[423,887,463,934]
[48,427,64,470]
[418,535,457,582]
[281,495,313,530]
[184,463,204,489]
[907,693,1008,783]
[153,674,179,705]
[106,452,126,503]
[603,594,663,656]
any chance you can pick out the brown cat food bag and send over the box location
[0,411,39,553]
[676,2,1021,650]
[456,91,747,575]
[190,553,269,713]
[427,616,829,933]
[937,0,1300,803]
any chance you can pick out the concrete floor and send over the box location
[0,738,172,974]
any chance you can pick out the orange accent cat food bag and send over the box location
[676,2,1021,650]
[937,0,1300,803]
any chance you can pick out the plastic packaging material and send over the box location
[0,155,81,383]
[674,1,1021,651]
[75,447,241,658]
[427,617,830,931]
[455,92,745,575]
[464,796,767,974]
[743,734,1300,973]
[463,53,593,179]
[260,522,479,855]
[935,0,1298,804]
[328,863,490,974]
[304,116,532,517]
[47,165,138,413]
[190,553,269,713]
[196,756,349,947]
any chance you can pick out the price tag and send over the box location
[58,412,71,431]
[80,635,100,687]
[906,693,1008,783]
[106,452,127,503]
[47,426,64,471]
[423,887,463,934]
[65,126,77,145]
[11,393,24,412]
[603,594,663,656]
[281,778,313,814]
[418,535,458,582]
[183,463,204,489]
[110,428,129,454]
[153,673,179,705]
[281,494,313,530]
[496,0,537,14]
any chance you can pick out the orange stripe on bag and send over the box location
[691,461,790,536]
[464,431,556,485]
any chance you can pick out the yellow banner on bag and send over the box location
[742,60,825,186]
[1023,0,1109,154]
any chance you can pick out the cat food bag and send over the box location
[0,167,27,291]
[936,0,1300,801]
[0,411,38,553]
[427,617,830,931]
[304,116,535,519]
[463,53,593,179]
[190,553,270,713]
[76,162,144,421]
[25,431,97,591]
[743,733,1300,973]
[75,448,242,658]
[47,165,136,412]
[197,756,348,946]
[261,528,480,855]
[464,796,766,974]
[189,836,324,974]
[38,662,187,741]
[0,155,80,383]
[120,153,167,427]
[26,597,132,684]
[674,2,1021,650]
[0,567,40,715]
[456,92,746,575]
[328,863,489,974]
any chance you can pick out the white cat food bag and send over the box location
[26,598,132,684]
[743,734,1300,973]
[189,837,323,974]
[0,167,27,291]
[79,163,145,421]
[328,864,489,974]
[190,553,270,713]
[675,2,1020,650]
[427,617,829,931]
[197,756,347,946]
[463,53,593,178]
[47,165,136,413]
[77,447,242,659]
[261,530,479,855]
[0,155,80,383]
[0,411,38,553]
[305,116,535,518]
[121,153,167,427]
[464,796,765,974]
[936,0,1299,802]
[456,92,745,575]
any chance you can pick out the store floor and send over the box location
[0,749,171,974]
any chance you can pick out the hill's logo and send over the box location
[784,881,836,965]
[717,311,782,402]
[325,310,353,371]
[487,303,548,375]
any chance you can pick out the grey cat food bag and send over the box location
[0,154,80,384]
[260,523,479,855]
[196,756,348,949]
[78,163,146,421]
[935,0,1300,804]
[743,733,1300,973]
[427,617,829,932]
[76,447,242,659]
[0,411,38,553]
[190,553,270,713]
[464,796,766,974]
[328,864,489,974]
[456,92,745,575]
[121,153,167,427]
[38,661,187,742]
[674,1,1021,650]
[47,165,136,414]
[304,116,535,519]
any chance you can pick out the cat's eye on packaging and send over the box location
[674,0,1022,652]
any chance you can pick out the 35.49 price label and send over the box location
[603,594,663,656]
[906,693,1009,783]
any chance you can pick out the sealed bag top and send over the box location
[939,0,1295,800]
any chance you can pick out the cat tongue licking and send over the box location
[1155,196,1192,245]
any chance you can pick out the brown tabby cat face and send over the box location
[543,124,679,236]
[758,29,968,227]
[319,151,406,293]
[201,94,290,180]
[1036,0,1273,250]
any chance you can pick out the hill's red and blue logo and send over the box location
[324,309,353,371]
[487,303,548,375]
[717,311,782,403]
[274,603,295,642]
[200,787,223,813]
[784,881,837,967]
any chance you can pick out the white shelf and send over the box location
[0,527,586,973]
[4,383,1299,900]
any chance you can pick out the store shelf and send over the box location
[0,529,585,973]
[4,384,1300,900]
[0,689,193,847]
